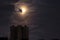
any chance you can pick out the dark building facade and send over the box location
[10,25,29,40]
[10,25,18,40]
[22,25,29,40]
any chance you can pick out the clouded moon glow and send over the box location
[10,2,35,25]
[15,2,30,16]
[19,5,28,15]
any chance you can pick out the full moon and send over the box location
[15,2,35,17]
[19,5,28,15]
[15,2,29,16]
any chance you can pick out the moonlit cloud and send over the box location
[10,1,35,26]
[15,2,29,16]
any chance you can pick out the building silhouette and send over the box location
[10,25,18,40]
[10,25,29,40]
[22,25,29,40]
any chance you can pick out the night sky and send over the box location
[0,0,60,40]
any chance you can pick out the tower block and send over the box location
[22,25,29,40]
[10,25,29,40]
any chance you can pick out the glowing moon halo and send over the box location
[15,2,29,16]
[15,2,35,17]
[20,5,28,15]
